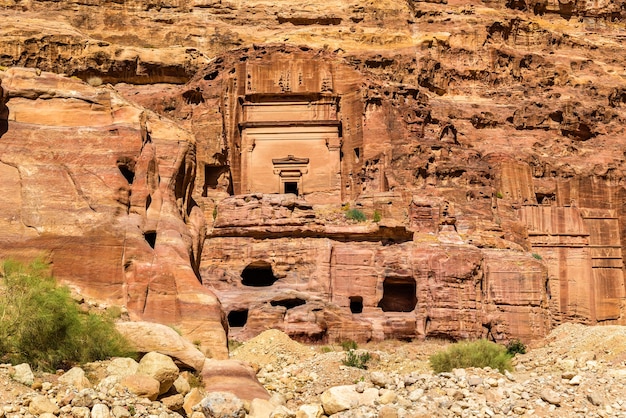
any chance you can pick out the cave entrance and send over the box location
[241,261,278,287]
[349,296,363,314]
[227,309,249,328]
[378,278,417,312]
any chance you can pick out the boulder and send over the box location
[91,403,111,418]
[107,357,140,378]
[28,396,60,415]
[120,374,161,401]
[199,392,246,418]
[320,385,379,415]
[137,351,180,395]
[162,394,185,411]
[201,359,269,401]
[58,367,92,390]
[296,404,323,418]
[173,373,192,396]
[116,322,206,371]
[11,363,34,386]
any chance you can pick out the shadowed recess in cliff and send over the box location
[241,261,278,287]
[228,309,249,328]
[378,277,417,312]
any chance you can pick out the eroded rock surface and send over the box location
[1,0,626,347]
[0,68,226,358]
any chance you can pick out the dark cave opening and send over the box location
[241,261,278,287]
[378,277,417,312]
[227,309,249,328]
[349,296,364,314]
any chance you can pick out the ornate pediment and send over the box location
[272,155,310,165]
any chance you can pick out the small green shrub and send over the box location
[0,259,135,371]
[506,339,527,356]
[342,349,371,369]
[532,253,543,260]
[496,191,503,199]
[228,339,243,351]
[373,210,382,223]
[429,339,513,374]
[320,346,333,353]
[212,206,218,220]
[341,340,358,351]
[345,209,366,222]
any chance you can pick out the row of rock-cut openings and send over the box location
[228,262,418,329]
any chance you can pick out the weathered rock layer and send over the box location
[1,0,626,346]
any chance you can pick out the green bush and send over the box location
[345,208,367,222]
[0,260,135,371]
[340,340,358,351]
[342,349,371,369]
[373,210,382,223]
[506,339,527,356]
[429,339,513,374]
[532,253,543,260]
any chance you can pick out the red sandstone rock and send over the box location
[0,68,226,359]
[201,359,270,401]
[1,0,626,349]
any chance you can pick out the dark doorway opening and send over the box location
[144,231,157,249]
[284,181,299,195]
[349,296,363,314]
[227,310,249,327]
[271,298,306,309]
[241,261,278,287]
[378,278,417,312]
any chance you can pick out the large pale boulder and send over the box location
[28,396,60,415]
[58,367,92,390]
[137,351,180,395]
[116,322,206,371]
[106,357,140,378]
[11,363,34,386]
[120,374,161,401]
[320,385,379,415]
[296,405,324,418]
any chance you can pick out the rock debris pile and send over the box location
[2,324,626,418]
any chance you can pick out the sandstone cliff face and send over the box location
[1,0,626,347]
[0,68,226,358]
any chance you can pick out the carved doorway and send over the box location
[284,181,299,195]
[273,155,309,196]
